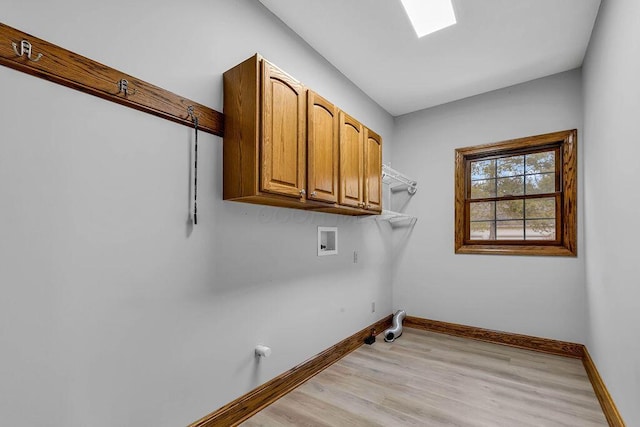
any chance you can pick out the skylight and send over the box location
[400,0,457,38]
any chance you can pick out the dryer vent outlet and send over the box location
[383,310,406,343]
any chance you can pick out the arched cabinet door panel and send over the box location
[364,128,382,212]
[339,112,364,209]
[261,60,306,198]
[307,90,339,204]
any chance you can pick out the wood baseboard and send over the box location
[404,316,584,358]
[189,314,393,427]
[582,347,626,427]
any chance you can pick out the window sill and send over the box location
[455,244,576,257]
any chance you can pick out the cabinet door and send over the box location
[339,112,364,208]
[364,128,382,212]
[307,91,339,203]
[261,60,306,198]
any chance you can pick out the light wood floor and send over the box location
[242,328,607,426]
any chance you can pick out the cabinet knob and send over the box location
[300,189,306,196]
[310,191,317,197]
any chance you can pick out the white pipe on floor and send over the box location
[384,310,406,342]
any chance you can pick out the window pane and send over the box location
[525,198,555,219]
[471,159,495,180]
[525,173,555,194]
[525,151,555,174]
[525,219,556,240]
[470,202,495,221]
[497,155,524,177]
[497,176,524,196]
[470,179,496,199]
[496,200,523,220]
[496,220,524,240]
[470,221,494,240]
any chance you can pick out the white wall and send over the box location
[583,0,640,424]
[0,1,394,426]
[391,70,586,343]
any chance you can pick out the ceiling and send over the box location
[258,0,601,116]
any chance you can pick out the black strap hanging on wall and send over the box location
[188,106,199,225]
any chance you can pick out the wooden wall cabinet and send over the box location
[223,54,382,215]
[335,112,382,213]
[223,54,311,208]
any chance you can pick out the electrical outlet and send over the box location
[353,251,358,263]
[371,302,376,313]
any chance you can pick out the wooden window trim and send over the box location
[455,130,577,256]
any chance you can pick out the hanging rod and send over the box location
[0,22,224,136]
[382,164,417,195]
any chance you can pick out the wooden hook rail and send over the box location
[0,22,224,137]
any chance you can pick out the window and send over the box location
[400,0,457,38]
[455,130,577,256]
